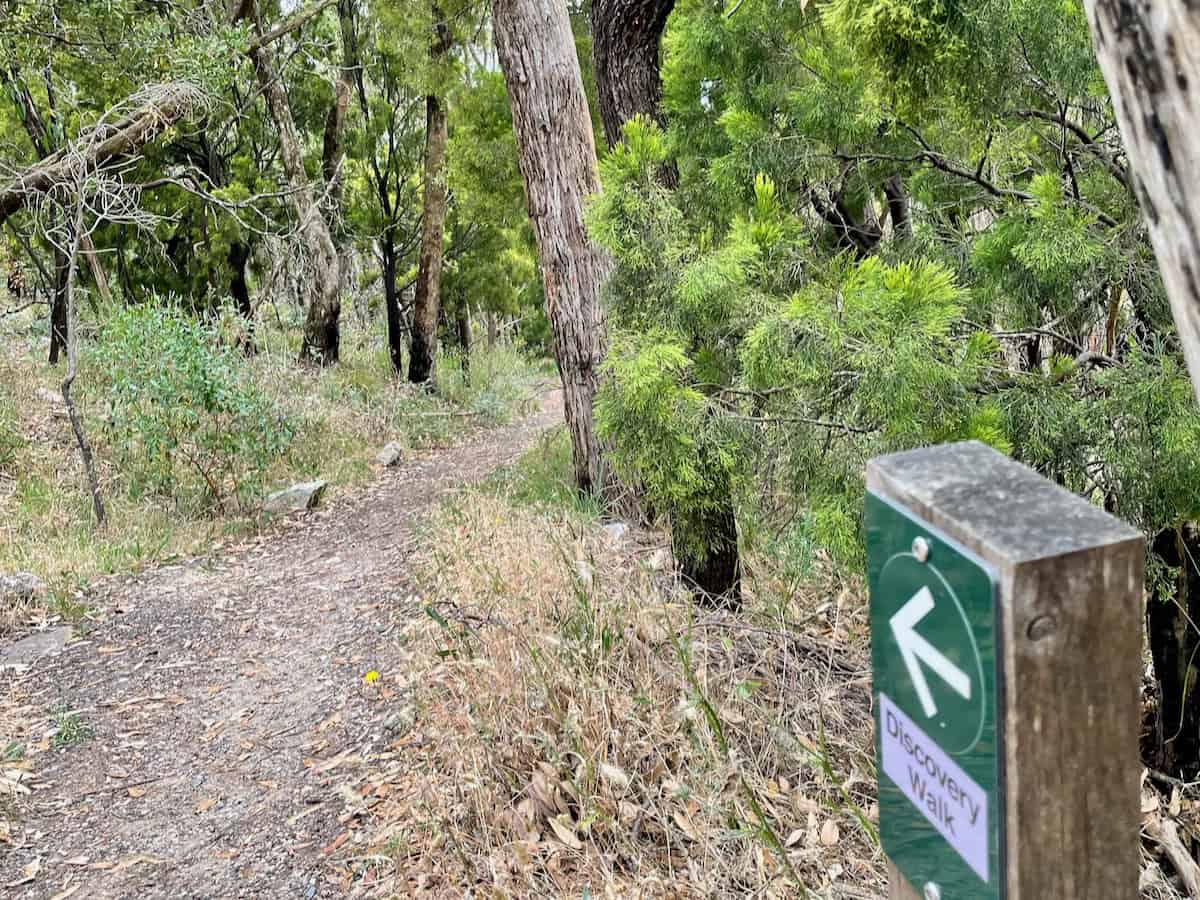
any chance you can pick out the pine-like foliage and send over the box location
[596,1,1200,766]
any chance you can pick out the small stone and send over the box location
[0,573,47,603]
[601,522,629,545]
[384,707,415,735]
[375,442,403,467]
[263,480,327,514]
[0,626,72,672]
[35,387,64,406]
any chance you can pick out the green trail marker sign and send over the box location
[867,492,1001,899]
[866,442,1144,900]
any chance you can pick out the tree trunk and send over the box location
[228,240,256,354]
[1085,2,1200,776]
[244,11,341,365]
[674,494,741,606]
[48,243,68,365]
[590,0,675,150]
[494,0,611,496]
[408,3,452,386]
[456,305,471,374]
[382,233,405,374]
[324,0,359,302]
[1084,2,1200,402]
[1149,526,1200,776]
[487,310,498,349]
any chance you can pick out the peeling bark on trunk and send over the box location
[1084,2,1200,400]
[591,0,674,149]
[494,0,611,495]
[408,3,452,386]
[1084,0,1200,775]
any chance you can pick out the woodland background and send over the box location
[2,0,1200,895]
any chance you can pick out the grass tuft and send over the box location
[51,706,92,749]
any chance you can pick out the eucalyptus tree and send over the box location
[1084,0,1200,775]
[590,0,675,150]
[408,1,455,384]
[494,0,611,496]
[233,0,345,364]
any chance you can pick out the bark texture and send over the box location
[590,0,675,149]
[1084,1,1200,399]
[494,0,611,495]
[408,3,452,385]
[1084,0,1200,774]
[323,0,362,300]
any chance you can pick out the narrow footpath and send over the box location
[0,392,563,899]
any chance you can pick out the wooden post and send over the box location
[867,441,1143,900]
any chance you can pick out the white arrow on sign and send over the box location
[890,586,972,718]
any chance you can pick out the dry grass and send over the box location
[0,305,547,634]
[343,484,883,898]
[338,442,1200,900]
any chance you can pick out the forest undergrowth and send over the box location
[333,432,1199,899]
[0,304,548,634]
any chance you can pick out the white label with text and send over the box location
[879,691,990,881]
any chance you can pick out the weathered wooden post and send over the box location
[866,441,1144,900]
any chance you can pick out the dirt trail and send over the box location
[0,392,563,899]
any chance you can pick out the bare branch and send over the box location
[0,83,208,227]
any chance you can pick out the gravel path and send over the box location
[0,391,563,899]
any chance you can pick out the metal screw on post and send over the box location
[922,884,941,900]
[912,537,930,563]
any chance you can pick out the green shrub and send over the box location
[95,303,294,514]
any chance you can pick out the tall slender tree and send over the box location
[1085,0,1200,774]
[237,0,342,365]
[408,2,453,385]
[494,0,610,495]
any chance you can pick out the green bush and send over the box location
[95,303,294,514]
